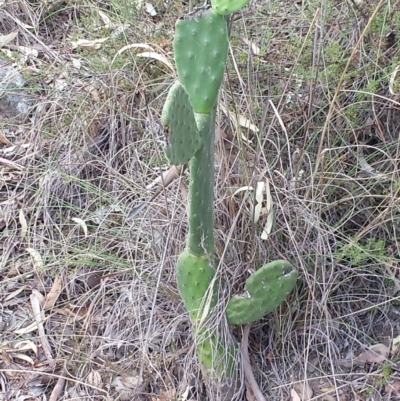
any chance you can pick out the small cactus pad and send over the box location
[173,9,228,114]
[176,250,217,321]
[161,81,202,165]
[211,0,252,15]
[226,260,297,325]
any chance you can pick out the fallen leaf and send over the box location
[261,209,274,240]
[242,37,261,55]
[354,343,389,364]
[4,287,25,301]
[220,103,259,133]
[42,276,62,310]
[389,64,400,95]
[0,31,18,47]
[19,209,28,238]
[385,379,400,395]
[14,321,39,335]
[112,43,154,65]
[159,387,176,401]
[291,388,301,401]
[71,217,88,237]
[13,353,34,365]
[253,181,265,224]
[14,340,37,355]
[322,395,336,401]
[113,375,141,391]
[87,370,103,387]
[97,9,113,29]
[293,381,313,401]
[136,51,174,72]
[70,38,109,50]
[233,185,254,196]
[0,130,12,145]
[31,289,44,303]
[26,248,43,270]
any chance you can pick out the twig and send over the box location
[0,156,23,170]
[30,293,55,368]
[49,375,66,401]
[241,324,267,401]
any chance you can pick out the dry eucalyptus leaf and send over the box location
[291,388,301,401]
[97,9,113,29]
[322,395,336,401]
[26,248,43,270]
[219,103,259,135]
[136,51,174,72]
[385,379,400,395]
[293,381,313,401]
[0,130,12,145]
[87,370,103,388]
[70,38,109,50]
[355,343,389,364]
[71,217,88,237]
[13,352,34,365]
[112,43,154,65]
[19,209,28,238]
[0,31,18,47]
[42,276,62,310]
[14,340,37,354]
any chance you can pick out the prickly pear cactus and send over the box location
[173,9,228,114]
[161,81,202,165]
[162,0,298,397]
[176,250,217,321]
[211,0,252,15]
[226,260,297,325]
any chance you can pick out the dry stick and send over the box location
[241,324,267,401]
[30,294,55,368]
[0,156,24,170]
[49,375,66,401]
[304,0,387,201]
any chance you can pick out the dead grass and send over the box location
[1,0,400,400]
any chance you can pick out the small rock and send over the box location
[0,58,36,121]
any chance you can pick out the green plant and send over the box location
[162,2,298,398]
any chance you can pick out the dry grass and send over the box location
[1,0,400,400]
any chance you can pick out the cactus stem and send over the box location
[186,110,216,257]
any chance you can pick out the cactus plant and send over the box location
[161,4,298,399]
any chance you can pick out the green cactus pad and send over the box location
[161,81,202,165]
[226,260,297,325]
[195,327,236,377]
[211,0,252,15]
[187,112,215,256]
[173,9,228,114]
[176,250,217,321]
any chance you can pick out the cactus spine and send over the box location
[162,4,298,399]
